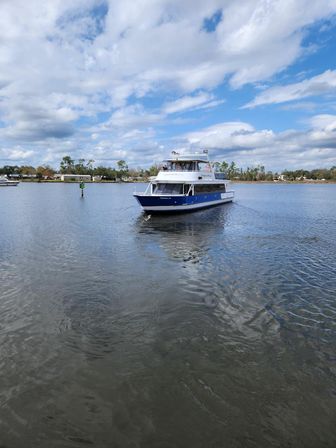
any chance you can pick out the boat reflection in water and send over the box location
[134,204,283,333]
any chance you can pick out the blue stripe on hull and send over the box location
[134,192,232,212]
[134,192,220,207]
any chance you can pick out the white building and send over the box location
[60,174,91,182]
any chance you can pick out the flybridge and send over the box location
[163,150,209,163]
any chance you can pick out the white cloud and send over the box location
[183,116,336,170]
[163,92,217,114]
[1,100,78,141]
[101,104,163,129]
[308,114,336,130]
[187,122,255,145]
[1,0,336,168]
[243,70,336,108]
[0,146,34,162]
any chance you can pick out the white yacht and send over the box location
[0,176,20,186]
[134,151,234,213]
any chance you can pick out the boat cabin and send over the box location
[151,182,227,196]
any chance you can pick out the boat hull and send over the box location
[134,191,234,213]
[0,182,19,186]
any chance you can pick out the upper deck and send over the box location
[163,152,209,163]
[155,151,227,183]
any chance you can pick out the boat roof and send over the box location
[163,152,209,163]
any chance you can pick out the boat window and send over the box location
[153,183,184,194]
[183,184,192,195]
[194,184,226,194]
[214,172,227,180]
[166,161,197,171]
[164,160,214,171]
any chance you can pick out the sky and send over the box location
[0,0,336,171]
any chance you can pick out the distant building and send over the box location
[92,175,102,182]
[60,174,91,182]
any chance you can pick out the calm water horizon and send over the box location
[0,182,335,447]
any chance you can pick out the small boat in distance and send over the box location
[134,151,234,213]
[0,176,20,186]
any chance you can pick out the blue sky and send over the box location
[0,0,336,170]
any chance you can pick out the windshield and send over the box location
[164,161,200,171]
[153,183,184,194]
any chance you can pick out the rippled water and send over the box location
[0,182,335,447]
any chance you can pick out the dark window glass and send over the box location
[166,161,201,171]
[153,183,184,194]
[194,184,226,194]
[183,184,192,195]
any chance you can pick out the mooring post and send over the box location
[80,180,85,197]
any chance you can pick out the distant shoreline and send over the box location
[18,179,336,184]
[232,180,336,184]
[19,179,145,184]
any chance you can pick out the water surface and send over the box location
[0,183,335,447]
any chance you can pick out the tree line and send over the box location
[213,162,336,181]
[0,156,157,180]
[1,156,336,181]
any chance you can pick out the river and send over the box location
[0,182,335,447]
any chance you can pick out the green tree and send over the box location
[227,161,239,179]
[213,161,229,173]
[1,165,20,176]
[117,160,128,179]
[74,158,86,174]
[86,159,95,175]
[147,164,160,177]
[117,160,128,171]
[93,166,117,180]
[257,165,266,180]
[19,166,36,177]
[220,161,229,172]
[60,156,75,174]
[265,171,274,181]
[36,165,55,179]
